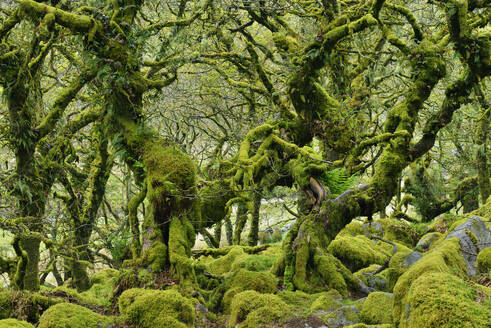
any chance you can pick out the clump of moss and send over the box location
[392,238,468,326]
[228,290,291,328]
[338,221,364,236]
[0,319,34,328]
[380,219,419,247]
[477,248,491,274]
[222,269,277,311]
[310,294,343,313]
[118,288,195,328]
[416,232,443,251]
[360,292,393,324]
[79,268,118,304]
[208,246,245,275]
[38,303,115,328]
[323,305,361,327]
[327,235,387,272]
[402,272,491,327]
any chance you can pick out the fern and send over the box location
[321,168,357,197]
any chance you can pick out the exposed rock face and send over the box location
[446,216,491,276]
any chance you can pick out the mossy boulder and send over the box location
[392,238,468,326]
[207,246,245,275]
[360,292,393,325]
[324,305,361,327]
[401,272,491,327]
[477,248,491,274]
[0,319,34,328]
[228,290,290,328]
[354,265,388,292]
[445,216,491,276]
[338,221,364,236]
[379,219,419,247]
[310,294,343,313]
[38,303,115,328]
[416,232,442,251]
[118,288,195,328]
[327,235,387,272]
[222,269,277,311]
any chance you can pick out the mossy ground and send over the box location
[1,213,489,328]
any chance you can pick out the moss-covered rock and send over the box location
[323,305,361,327]
[402,272,491,327]
[392,238,468,326]
[445,216,491,276]
[380,219,419,247]
[228,290,290,328]
[207,246,245,275]
[354,265,389,292]
[327,235,387,272]
[338,221,364,236]
[477,248,491,274]
[416,232,442,251]
[118,288,195,328]
[360,292,393,325]
[84,268,118,300]
[38,303,115,328]
[222,269,277,311]
[310,294,343,313]
[0,319,34,328]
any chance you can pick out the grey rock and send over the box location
[403,251,423,267]
[445,216,491,276]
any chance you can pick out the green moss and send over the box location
[360,292,393,324]
[0,290,59,322]
[222,269,277,311]
[207,246,245,275]
[228,290,290,328]
[477,248,491,274]
[402,272,491,327]
[345,324,393,328]
[79,268,118,302]
[324,305,360,325]
[327,235,387,272]
[38,303,115,328]
[118,288,195,328]
[0,319,34,328]
[338,222,364,236]
[230,253,276,272]
[416,232,443,251]
[379,219,419,247]
[392,238,468,326]
[354,265,389,291]
[48,286,107,307]
[310,294,343,313]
